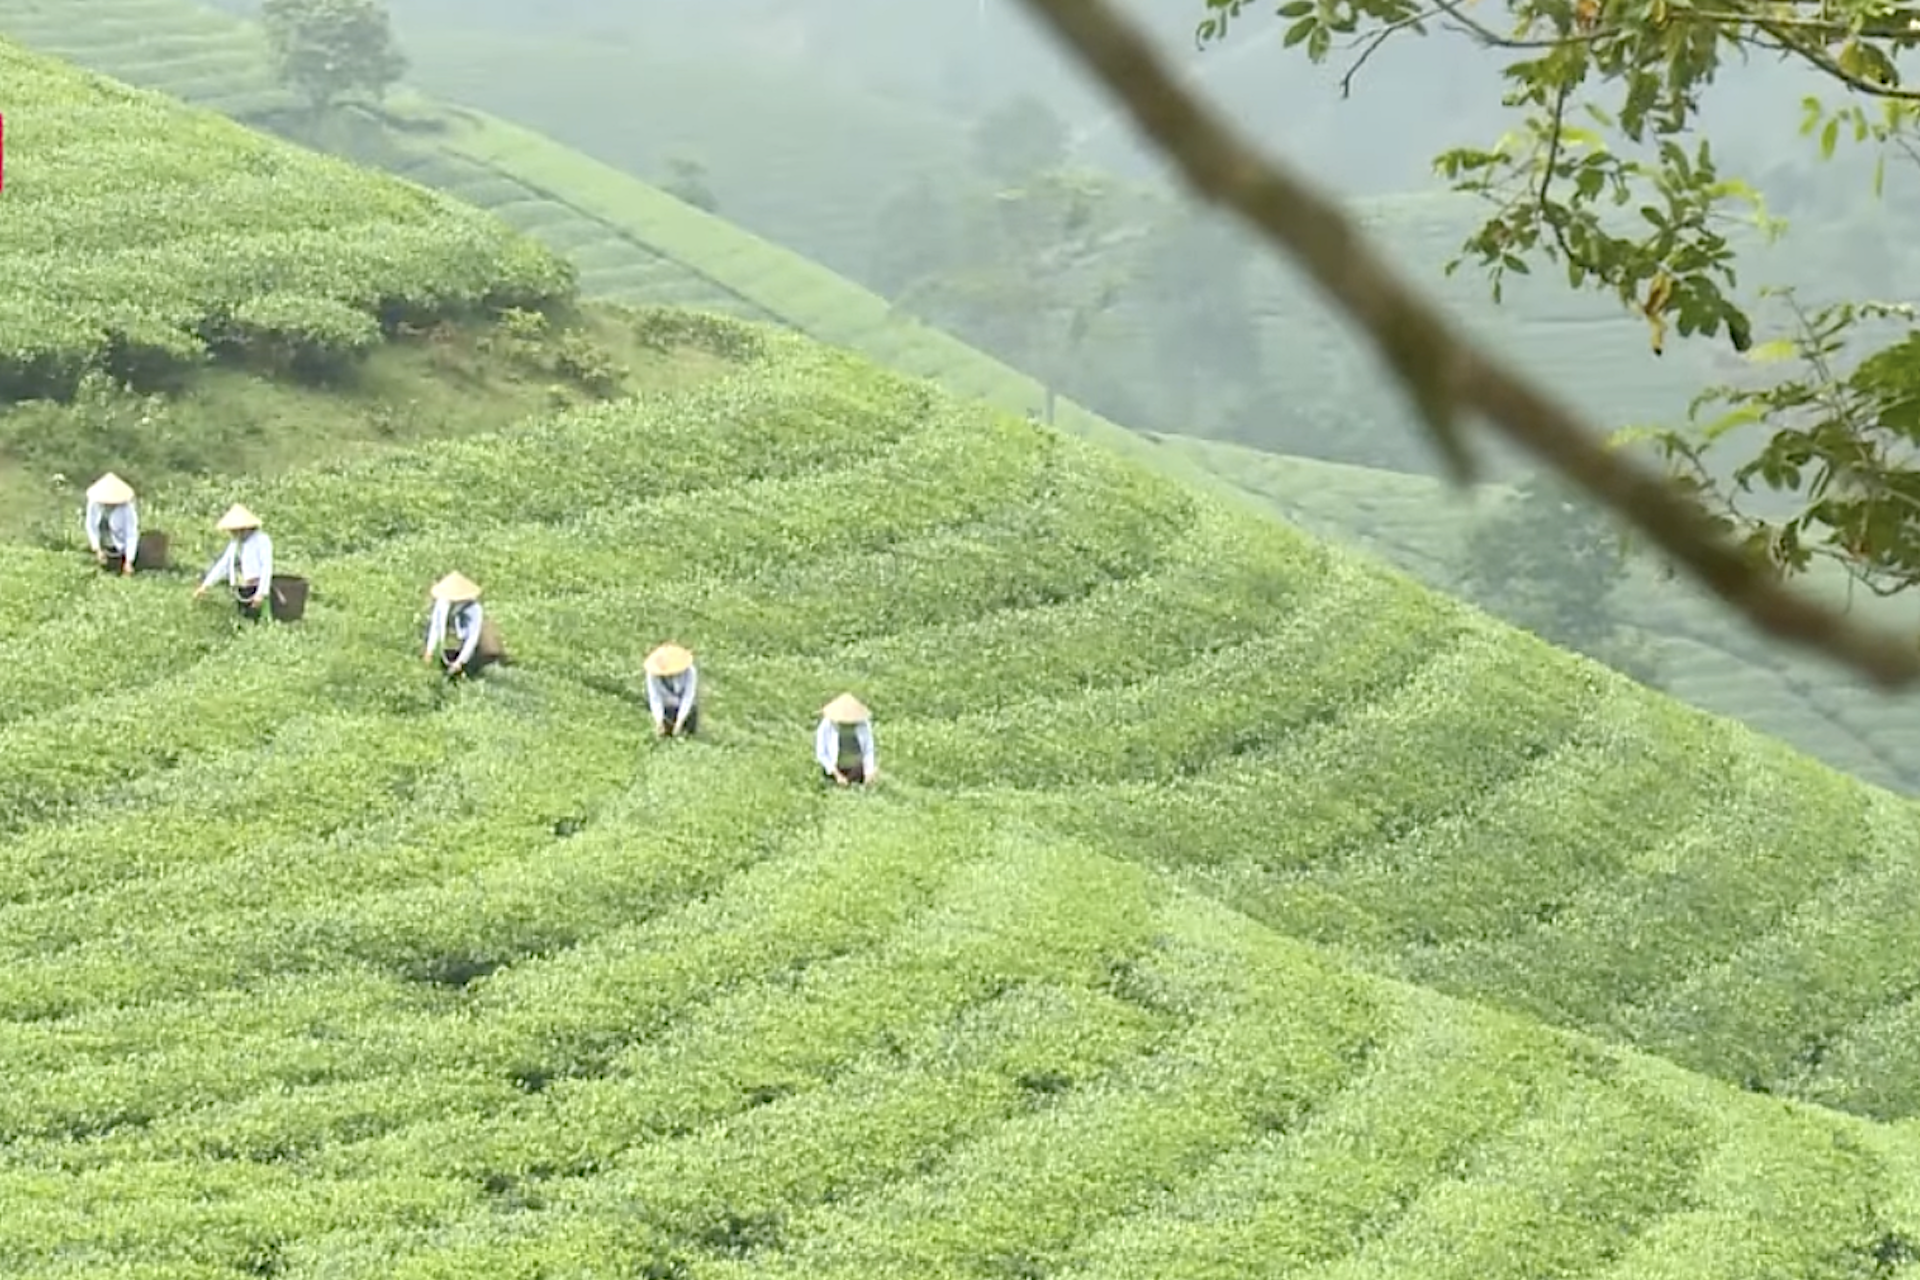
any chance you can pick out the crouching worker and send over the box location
[644,643,699,737]
[424,572,490,678]
[84,472,139,575]
[193,504,273,619]
[815,693,878,786]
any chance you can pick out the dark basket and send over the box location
[134,531,170,571]
[269,575,310,622]
[476,616,507,661]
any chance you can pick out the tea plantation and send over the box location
[6,29,1920,1280]
[10,325,1920,1277]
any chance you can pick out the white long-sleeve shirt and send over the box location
[646,668,698,726]
[85,500,138,564]
[815,718,876,774]
[425,599,483,665]
[200,530,273,592]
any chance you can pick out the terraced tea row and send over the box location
[1155,432,1920,793]
[0,36,574,399]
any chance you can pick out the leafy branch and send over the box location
[1012,0,1920,685]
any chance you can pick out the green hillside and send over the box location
[14,320,1920,1275]
[1237,191,1920,475]
[0,36,567,397]
[0,0,1038,406]
[13,0,1920,810]
[0,32,751,540]
[10,37,1920,1277]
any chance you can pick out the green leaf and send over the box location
[1275,0,1314,14]
[1747,338,1797,364]
[1798,96,1823,136]
[1282,14,1317,47]
[1607,423,1669,449]
[1699,403,1766,441]
[1820,117,1839,159]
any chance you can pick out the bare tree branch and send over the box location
[1339,8,1441,97]
[1013,0,1920,686]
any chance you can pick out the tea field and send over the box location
[6,33,1920,1276]
[7,319,1920,1275]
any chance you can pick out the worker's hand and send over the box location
[121,563,134,576]
[656,722,669,737]
[448,661,464,676]
[94,550,107,565]
[250,591,267,606]
[192,585,206,600]
[835,772,849,787]
[867,766,880,783]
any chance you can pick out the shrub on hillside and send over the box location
[209,293,383,384]
[0,374,160,482]
[628,308,768,364]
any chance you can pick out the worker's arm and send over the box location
[452,604,483,667]
[200,542,234,590]
[815,720,837,772]
[644,673,666,722]
[424,598,449,656]
[674,667,698,728]
[119,505,138,569]
[84,501,103,552]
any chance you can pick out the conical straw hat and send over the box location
[215,503,261,532]
[430,572,482,602]
[644,643,693,677]
[821,693,870,723]
[87,472,134,505]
